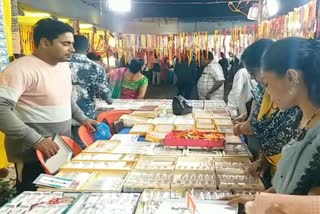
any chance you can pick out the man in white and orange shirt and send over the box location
[0,19,97,193]
[197,51,225,100]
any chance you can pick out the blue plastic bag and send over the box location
[94,123,111,141]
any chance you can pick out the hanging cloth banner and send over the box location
[208,34,214,53]
[307,0,317,38]
[214,30,220,56]
[141,34,146,49]
[205,32,209,59]
[90,28,96,52]
[146,34,151,50]
[218,30,222,56]
[317,0,320,38]
[168,35,173,64]
[151,35,157,51]
[73,20,80,34]
[10,0,21,55]
[223,29,227,56]
[1,0,10,65]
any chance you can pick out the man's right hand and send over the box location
[34,138,60,159]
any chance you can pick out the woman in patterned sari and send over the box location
[233,40,302,187]
[250,87,302,178]
[229,37,320,207]
[109,58,148,99]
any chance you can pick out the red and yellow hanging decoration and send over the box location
[231,0,317,52]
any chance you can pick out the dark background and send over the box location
[81,0,311,21]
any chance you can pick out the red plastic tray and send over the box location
[164,131,225,148]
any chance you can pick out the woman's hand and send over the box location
[222,194,255,206]
[248,158,269,177]
[233,115,246,123]
[265,187,276,193]
[264,203,296,214]
[247,159,262,176]
[233,123,242,136]
[246,201,294,214]
[233,120,254,136]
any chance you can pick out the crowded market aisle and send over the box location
[1,0,320,214]
[1,98,254,214]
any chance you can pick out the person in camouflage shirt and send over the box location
[69,35,112,148]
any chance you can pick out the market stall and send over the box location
[1,0,320,213]
[0,99,259,214]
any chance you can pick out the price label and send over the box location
[186,192,197,214]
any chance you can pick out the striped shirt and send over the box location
[0,55,87,163]
[197,60,225,100]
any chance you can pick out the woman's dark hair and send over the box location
[262,37,320,107]
[241,38,274,75]
[128,58,144,73]
[33,18,74,48]
[87,52,102,61]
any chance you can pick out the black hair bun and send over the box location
[129,58,144,73]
